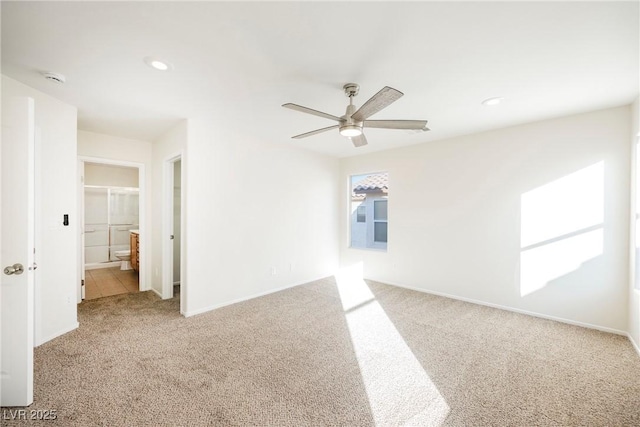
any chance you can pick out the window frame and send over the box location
[349,171,388,252]
[373,199,388,243]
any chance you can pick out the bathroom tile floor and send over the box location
[84,267,139,300]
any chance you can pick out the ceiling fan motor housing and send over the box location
[340,104,363,137]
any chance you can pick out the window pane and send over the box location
[374,200,387,220]
[357,206,366,222]
[374,222,388,242]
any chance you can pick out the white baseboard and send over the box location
[36,322,79,346]
[182,275,327,318]
[628,333,640,357]
[383,280,628,336]
[151,287,163,299]
[85,261,120,270]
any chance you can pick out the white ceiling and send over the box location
[2,1,638,158]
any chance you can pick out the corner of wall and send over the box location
[150,120,188,301]
[628,96,640,350]
[181,116,341,316]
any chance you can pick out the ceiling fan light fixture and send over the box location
[283,84,428,148]
[339,125,362,137]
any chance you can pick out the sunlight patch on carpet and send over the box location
[335,263,450,426]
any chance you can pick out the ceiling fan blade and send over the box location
[351,86,403,122]
[282,103,342,122]
[350,133,368,148]
[364,120,429,131]
[292,124,339,139]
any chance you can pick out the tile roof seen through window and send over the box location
[353,172,388,194]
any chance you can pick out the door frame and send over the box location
[77,156,147,299]
[162,153,185,312]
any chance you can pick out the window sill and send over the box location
[348,246,388,253]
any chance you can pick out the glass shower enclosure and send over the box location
[84,186,139,267]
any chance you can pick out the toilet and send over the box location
[114,249,132,271]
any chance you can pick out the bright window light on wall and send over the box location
[520,229,603,296]
[519,161,604,297]
[521,162,604,248]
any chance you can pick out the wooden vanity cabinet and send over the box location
[130,232,139,272]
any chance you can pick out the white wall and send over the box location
[84,163,138,187]
[151,121,186,298]
[630,96,640,352]
[183,118,340,316]
[2,75,79,345]
[77,130,152,292]
[341,106,631,332]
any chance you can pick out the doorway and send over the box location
[78,157,146,302]
[163,155,184,312]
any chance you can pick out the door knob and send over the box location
[4,263,24,275]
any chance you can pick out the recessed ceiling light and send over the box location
[144,57,173,71]
[481,97,504,106]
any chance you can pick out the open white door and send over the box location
[163,156,182,302]
[1,96,36,406]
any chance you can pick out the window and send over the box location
[350,172,388,250]
[373,200,388,243]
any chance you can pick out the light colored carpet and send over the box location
[3,277,640,426]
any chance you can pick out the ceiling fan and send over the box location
[282,83,429,147]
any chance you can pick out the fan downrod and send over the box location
[343,83,360,98]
